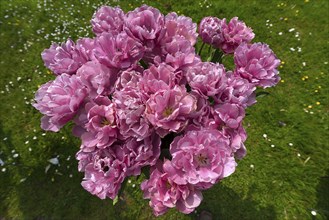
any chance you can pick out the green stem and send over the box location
[198,42,205,55]
[211,49,223,63]
[207,46,215,62]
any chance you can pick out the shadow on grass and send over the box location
[198,184,276,220]
[9,166,277,219]
[0,122,15,217]
[316,169,329,219]
[2,125,275,220]
[13,166,117,220]
[6,131,117,220]
[11,171,278,219]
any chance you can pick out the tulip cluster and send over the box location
[33,4,280,216]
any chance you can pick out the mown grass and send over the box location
[0,0,328,219]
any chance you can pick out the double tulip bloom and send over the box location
[33,4,280,216]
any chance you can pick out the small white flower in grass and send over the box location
[0,159,4,166]
[28,147,32,152]
[48,157,59,165]
[289,143,293,146]
[13,154,19,158]
[288,28,295,32]
[311,210,317,216]
[250,164,254,169]
[132,184,136,188]
[33,136,37,140]
[128,179,132,184]
[278,32,283,35]
[263,134,267,139]
[297,153,301,157]
[25,141,29,144]
[302,62,306,66]
[69,174,73,178]
[290,48,295,52]
[271,144,275,148]
[11,150,15,153]
[42,133,46,136]
[3,137,7,141]
[20,178,26,183]
[2,168,6,172]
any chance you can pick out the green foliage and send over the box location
[0,0,328,219]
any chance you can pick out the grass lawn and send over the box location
[0,0,328,219]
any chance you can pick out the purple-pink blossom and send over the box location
[33,74,87,132]
[199,17,224,48]
[219,17,255,54]
[125,5,165,49]
[187,62,227,97]
[161,36,199,71]
[94,32,144,69]
[114,67,143,90]
[166,129,236,189]
[76,38,97,61]
[188,91,216,128]
[214,103,245,129]
[91,6,125,36]
[77,134,161,200]
[215,72,256,107]
[113,82,152,140]
[41,39,89,75]
[35,4,282,215]
[199,17,254,54]
[124,133,161,176]
[222,125,248,159]
[164,12,198,46]
[76,142,128,200]
[81,98,119,149]
[76,61,119,98]
[141,161,203,216]
[145,85,197,137]
[139,63,176,97]
[234,42,281,88]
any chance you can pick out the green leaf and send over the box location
[113,178,128,206]
[139,59,148,69]
[141,166,150,179]
[256,91,270,98]
[112,196,118,206]
[208,96,215,105]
